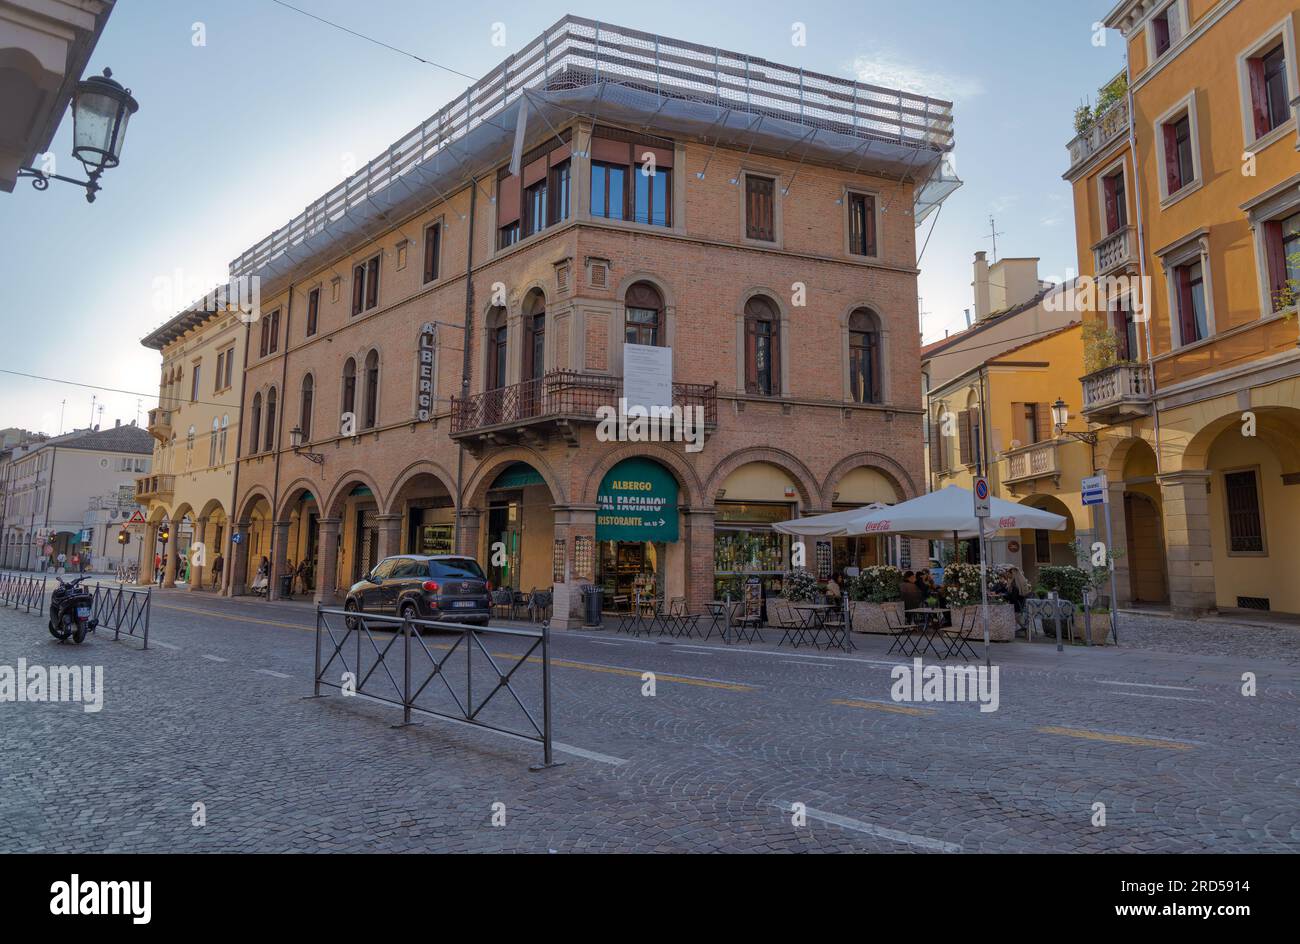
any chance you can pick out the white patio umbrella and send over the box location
[775,485,1068,666]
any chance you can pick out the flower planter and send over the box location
[1075,610,1111,645]
[849,600,905,634]
[950,604,1016,642]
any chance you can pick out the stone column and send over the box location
[1105,482,1132,608]
[314,517,342,606]
[189,517,208,592]
[162,536,178,588]
[268,521,291,600]
[455,508,481,559]
[549,504,597,630]
[683,507,717,615]
[229,519,251,596]
[375,514,404,560]
[139,523,158,586]
[1158,470,1215,618]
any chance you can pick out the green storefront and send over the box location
[595,457,678,605]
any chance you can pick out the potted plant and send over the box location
[847,565,904,633]
[1035,563,1090,642]
[781,568,819,603]
[944,562,1017,641]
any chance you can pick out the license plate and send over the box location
[76,607,91,618]
[452,601,476,608]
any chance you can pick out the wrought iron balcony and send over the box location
[450,369,717,451]
[1080,362,1152,425]
[146,408,172,443]
[135,474,175,502]
[1092,225,1137,276]
[1002,440,1061,488]
[1066,95,1129,174]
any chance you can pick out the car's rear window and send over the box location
[427,558,485,579]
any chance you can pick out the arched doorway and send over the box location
[479,460,555,593]
[385,464,456,558]
[278,484,321,597]
[1124,492,1167,604]
[827,465,907,572]
[1015,493,1077,585]
[713,460,807,599]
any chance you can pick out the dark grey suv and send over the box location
[344,555,491,625]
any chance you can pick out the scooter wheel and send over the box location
[49,613,72,640]
[72,619,87,644]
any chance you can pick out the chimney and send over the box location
[115,419,121,428]
[972,251,992,322]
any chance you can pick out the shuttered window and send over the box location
[848,192,877,256]
[423,222,441,284]
[1224,469,1264,554]
[1162,113,1194,195]
[306,288,319,336]
[745,175,775,241]
[1248,44,1290,140]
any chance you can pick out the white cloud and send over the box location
[851,50,984,102]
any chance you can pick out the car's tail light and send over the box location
[485,580,493,592]
[422,580,440,593]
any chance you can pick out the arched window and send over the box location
[186,425,195,450]
[219,415,229,463]
[209,416,219,466]
[487,307,508,390]
[625,281,663,346]
[362,351,379,429]
[743,295,781,396]
[523,292,545,382]
[249,393,262,453]
[342,357,357,418]
[300,373,314,441]
[264,387,277,451]
[848,308,882,403]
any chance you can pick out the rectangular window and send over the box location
[1103,171,1127,233]
[1034,529,1052,564]
[267,308,280,354]
[591,161,627,221]
[214,351,225,392]
[1249,44,1291,139]
[365,257,379,310]
[423,222,441,284]
[1264,211,1300,311]
[633,168,671,226]
[191,364,201,402]
[848,192,877,256]
[1162,112,1195,195]
[1175,260,1208,345]
[223,346,234,388]
[352,258,379,314]
[1152,8,1173,57]
[745,175,775,241]
[352,264,364,315]
[754,320,773,395]
[549,161,570,225]
[1224,469,1264,553]
[498,222,520,249]
[1112,297,1138,361]
[523,178,548,237]
[306,287,319,336]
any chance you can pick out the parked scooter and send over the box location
[48,574,97,644]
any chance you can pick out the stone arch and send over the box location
[461,447,566,509]
[1178,405,1300,473]
[236,486,274,523]
[276,477,323,524]
[616,271,677,312]
[384,459,458,515]
[581,442,704,508]
[1101,432,1160,479]
[147,504,172,524]
[821,451,917,504]
[703,446,821,509]
[197,498,227,521]
[322,470,386,519]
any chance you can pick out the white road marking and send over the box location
[563,630,900,668]
[201,654,229,663]
[781,660,836,668]
[1109,691,1213,704]
[1097,679,1199,692]
[254,668,291,679]
[150,640,181,650]
[554,742,628,766]
[775,802,961,853]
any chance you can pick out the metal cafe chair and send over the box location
[941,607,979,661]
[770,600,805,648]
[667,596,700,638]
[885,608,924,658]
[730,595,764,644]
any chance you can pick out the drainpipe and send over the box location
[271,287,293,529]
[454,178,478,549]
[227,306,254,594]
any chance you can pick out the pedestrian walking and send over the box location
[211,550,224,589]
[56,551,67,574]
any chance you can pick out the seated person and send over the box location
[899,571,925,618]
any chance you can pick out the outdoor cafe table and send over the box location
[789,603,845,650]
[900,607,951,658]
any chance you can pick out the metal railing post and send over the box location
[541,619,553,767]
[402,617,412,726]
[313,604,323,696]
[142,587,150,650]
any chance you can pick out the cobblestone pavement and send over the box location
[1,589,1297,853]
[1114,609,1300,665]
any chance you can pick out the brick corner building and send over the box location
[222,16,958,625]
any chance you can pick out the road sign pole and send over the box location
[1104,498,1120,646]
[972,477,991,668]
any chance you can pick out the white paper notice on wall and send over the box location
[623,344,673,413]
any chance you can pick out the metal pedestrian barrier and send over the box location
[312,606,558,769]
[0,572,47,615]
[89,583,152,649]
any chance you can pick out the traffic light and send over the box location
[117,530,129,545]
[158,524,170,544]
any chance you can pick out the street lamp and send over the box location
[289,426,325,465]
[1051,397,1099,446]
[17,68,139,202]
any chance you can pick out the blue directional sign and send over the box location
[1081,474,1108,506]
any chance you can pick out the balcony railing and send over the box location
[1092,225,1136,275]
[146,408,172,443]
[1002,440,1061,487]
[1066,96,1129,172]
[135,474,175,502]
[1080,362,1152,424]
[450,369,718,444]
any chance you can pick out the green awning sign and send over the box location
[596,458,678,542]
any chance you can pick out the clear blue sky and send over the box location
[0,0,1121,434]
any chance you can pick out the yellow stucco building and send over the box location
[136,300,246,591]
[1064,0,1300,617]
[922,256,1098,583]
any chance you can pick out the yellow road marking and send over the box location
[155,602,754,691]
[1037,725,1193,750]
[832,698,935,717]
